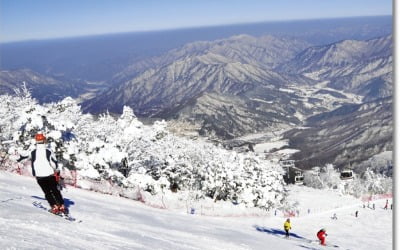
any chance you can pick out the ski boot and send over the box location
[50,205,61,215]
[59,204,69,215]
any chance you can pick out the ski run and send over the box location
[0,171,392,250]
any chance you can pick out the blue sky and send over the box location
[0,0,392,42]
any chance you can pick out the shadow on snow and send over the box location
[254,225,321,249]
[31,195,75,209]
[254,225,307,239]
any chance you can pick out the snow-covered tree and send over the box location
[0,92,287,210]
[303,163,392,197]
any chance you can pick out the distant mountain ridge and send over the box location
[0,69,89,103]
[82,34,391,137]
[84,36,311,116]
[111,34,311,83]
[0,16,392,82]
[285,97,393,170]
[279,35,393,101]
[82,35,323,139]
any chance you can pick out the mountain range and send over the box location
[83,33,392,171]
[0,16,393,173]
[0,16,391,82]
[279,35,393,101]
[84,35,391,121]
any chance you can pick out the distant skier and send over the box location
[331,213,338,220]
[317,228,328,246]
[283,218,291,238]
[384,199,389,210]
[19,133,67,214]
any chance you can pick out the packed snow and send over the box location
[0,171,392,250]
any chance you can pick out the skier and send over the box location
[384,199,389,209]
[317,228,328,246]
[331,213,338,220]
[283,218,291,238]
[20,133,67,214]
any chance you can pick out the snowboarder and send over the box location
[317,228,328,245]
[19,133,67,214]
[283,218,291,238]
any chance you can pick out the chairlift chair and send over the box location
[294,171,304,185]
[340,169,354,180]
[294,175,304,185]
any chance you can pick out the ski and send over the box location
[32,201,82,223]
[326,244,339,248]
[310,240,339,248]
[283,237,339,248]
[284,236,314,244]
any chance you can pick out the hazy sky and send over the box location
[0,0,392,43]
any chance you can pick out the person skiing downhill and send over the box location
[283,218,291,238]
[19,133,67,214]
[384,199,389,209]
[317,228,328,245]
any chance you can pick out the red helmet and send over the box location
[35,133,46,142]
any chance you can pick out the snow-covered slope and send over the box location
[0,171,392,250]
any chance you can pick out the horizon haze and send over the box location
[0,0,392,43]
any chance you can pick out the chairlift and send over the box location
[294,175,304,185]
[340,169,354,180]
[294,171,304,185]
